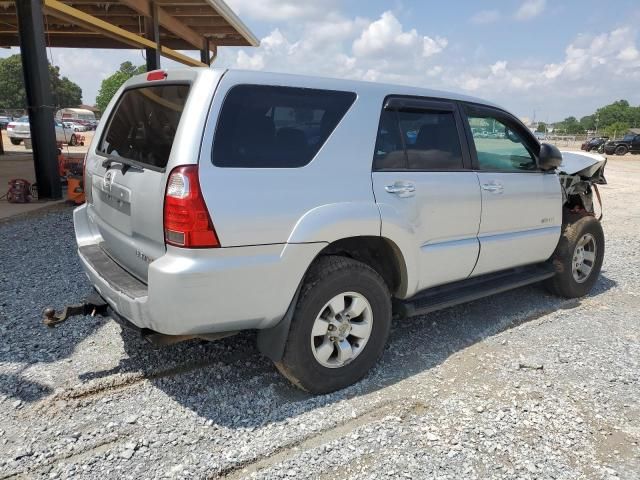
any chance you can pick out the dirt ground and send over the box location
[0,157,639,479]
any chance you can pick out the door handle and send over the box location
[481,183,504,194]
[385,182,416,197]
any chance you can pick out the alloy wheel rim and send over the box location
[572,233,597,283]
[310,291,373,369]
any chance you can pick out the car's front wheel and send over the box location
[546,215,604,298]
[9,138,21,145]
[615,145,628,155]
[276,256,391,393]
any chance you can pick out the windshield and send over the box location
[97,84,190,169]
[622,134,634,141]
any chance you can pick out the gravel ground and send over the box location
[0,157,638,479]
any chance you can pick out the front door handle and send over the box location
[385,182,416,197]
[481,182,504,194]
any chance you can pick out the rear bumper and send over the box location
[74,204,324,336]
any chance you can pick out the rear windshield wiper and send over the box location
[101,155,145,174]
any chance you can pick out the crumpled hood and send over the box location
[559,150,607,179]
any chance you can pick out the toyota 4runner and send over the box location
[73,68,607,393]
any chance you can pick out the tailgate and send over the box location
[86,82,192,282]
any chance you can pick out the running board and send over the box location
[397,264,556,318]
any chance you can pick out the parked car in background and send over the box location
[74,68,607,393]
[0,115,13,129]
[7,116,80,146]
[581,136,609,152]
[603,132,640,155]
[63,121,87,132]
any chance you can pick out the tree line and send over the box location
[0,54,82,111]
[538,100,640,138]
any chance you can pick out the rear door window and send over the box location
[373,100,465,171]
[97,84,190,170]
[212,85,356,168]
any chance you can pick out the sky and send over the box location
[2,0,640,122]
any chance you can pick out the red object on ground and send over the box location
[6,179,33,203]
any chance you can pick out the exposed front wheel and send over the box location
[276,256,391,393]
[546,215,605,298]
[10,138,21,145]
[615,145,628,155]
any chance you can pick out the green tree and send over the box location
[95,61,145,113]
[555,116,584,134]
[0,54,82,109]
[603,121,630,139]
[536,122,547,133]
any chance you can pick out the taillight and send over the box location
[163,165,219,248]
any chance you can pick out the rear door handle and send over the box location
[481,182,504,194]
[385,182,416,197]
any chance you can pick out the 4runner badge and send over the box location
[103,170,114,191]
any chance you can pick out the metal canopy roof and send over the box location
[0,0,258,51]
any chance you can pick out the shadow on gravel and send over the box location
[80,273,617,429]
[0,373,53,402]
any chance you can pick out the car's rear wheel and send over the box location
[615,145,628,155]
[276,256,391,393]
[545,215,604,298]
[9,138,21,145]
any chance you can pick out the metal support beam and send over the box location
[145,1,160,71]
[43,0,206,67]
[15,0,61,200]
[200,37,209,66]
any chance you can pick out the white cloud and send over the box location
[423,36,448,57]
[220,11,447,89]
[515,0,546,21]
[470,10,501,25]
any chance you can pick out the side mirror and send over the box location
[538,143,562,171]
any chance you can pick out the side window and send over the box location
[398,110,463,170]
[212,85,356,168]
[373,110,406,170]
[465,112,537,172]
[373,105,464,171]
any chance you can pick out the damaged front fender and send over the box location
[558,151,607,217]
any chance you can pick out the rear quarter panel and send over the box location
[198,71,384,247]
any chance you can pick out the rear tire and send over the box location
[545,215,604,298]
[276,256,392,394]
[10,138,21,145]
[615,145,628,156]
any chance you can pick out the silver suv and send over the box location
[74,68,606,393]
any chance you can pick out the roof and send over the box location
[221,68,505,112]
[0,0,258,50]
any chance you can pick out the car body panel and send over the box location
[473,171,561,276]
[373,171,481,295]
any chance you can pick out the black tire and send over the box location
[545,215,604,298]
[614,145,628,156]
[69,134,77,146]
[10,138,21,145]
[276,256,392,394]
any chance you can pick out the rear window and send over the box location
[98,84,190,169]
[212,85,356,168]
